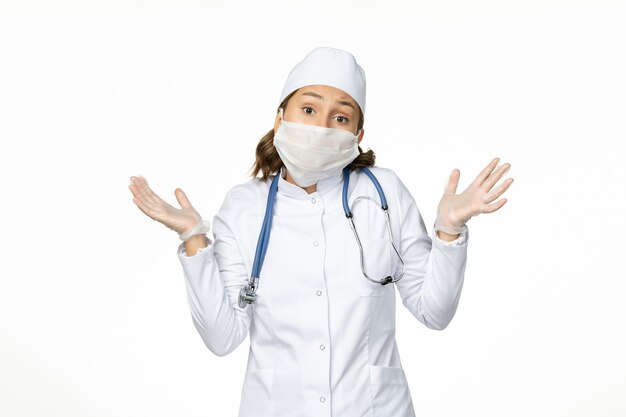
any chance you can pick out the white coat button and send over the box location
[311,197,316,204]
[320,396,326,403]
[320,344,326,350]
[316,290,322,296]
[313,241,319,247]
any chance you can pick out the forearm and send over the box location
[178,242,251,356]
[420,241,468,330]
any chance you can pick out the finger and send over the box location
[129,176,141,193]
[482,162,511,192]
[445,169,460,194]
[483,177,514,204]
[132,190,160,220]
[481,198,508,214]
[134,182,158,209]
[129,182,145,201]
[130,175,150,198]
[131,175,148,188]
[143,183,167,207]
[132,176,162,208]
[128,183,147,202]
[470,157,500,188]
[131,191,159,219]
[130,180,161,215]
[175,188,194,209]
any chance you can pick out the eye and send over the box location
[302,107,315,115]
[336,115,349,123]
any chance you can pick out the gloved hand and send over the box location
[129,175,210,241]
[435,157,514,235]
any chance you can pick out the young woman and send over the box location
[129,46,513,417]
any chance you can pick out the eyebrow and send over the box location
[301,91,356,110]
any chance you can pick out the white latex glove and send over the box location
[435,157,514,235]
[128,175,209,241]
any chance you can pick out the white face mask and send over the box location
[273,108,361,187]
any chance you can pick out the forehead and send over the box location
[293,84,357,104]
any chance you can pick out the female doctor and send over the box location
[129,47,513,417]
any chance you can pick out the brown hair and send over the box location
[248,90,376,181]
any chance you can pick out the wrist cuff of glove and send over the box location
[434,220,468,236]
[179,220,211,241]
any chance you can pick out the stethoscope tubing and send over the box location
[343,166,405,285]
[240,166,405,309]
[251,172,280,279]
[343,166,388,215]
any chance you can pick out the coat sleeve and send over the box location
[391,172,469,330]
[176,190,252,356]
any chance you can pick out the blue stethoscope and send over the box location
[238,166,406,309]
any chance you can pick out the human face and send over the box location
[274,84,364,144]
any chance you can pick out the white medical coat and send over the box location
[177,166,469,417]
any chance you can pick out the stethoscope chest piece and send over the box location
[239,278,259,309]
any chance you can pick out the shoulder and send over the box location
[363,165,417,205]
[365,165,399,181]
[358,165,402,194]
[219,176,271,212]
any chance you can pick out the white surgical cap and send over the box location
[277,46,367,114]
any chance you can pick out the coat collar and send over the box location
[276,166,344,199]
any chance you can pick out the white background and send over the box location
[1,1,624,416]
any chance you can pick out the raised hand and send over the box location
[128,175,205,237]
[435,157,514,235]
